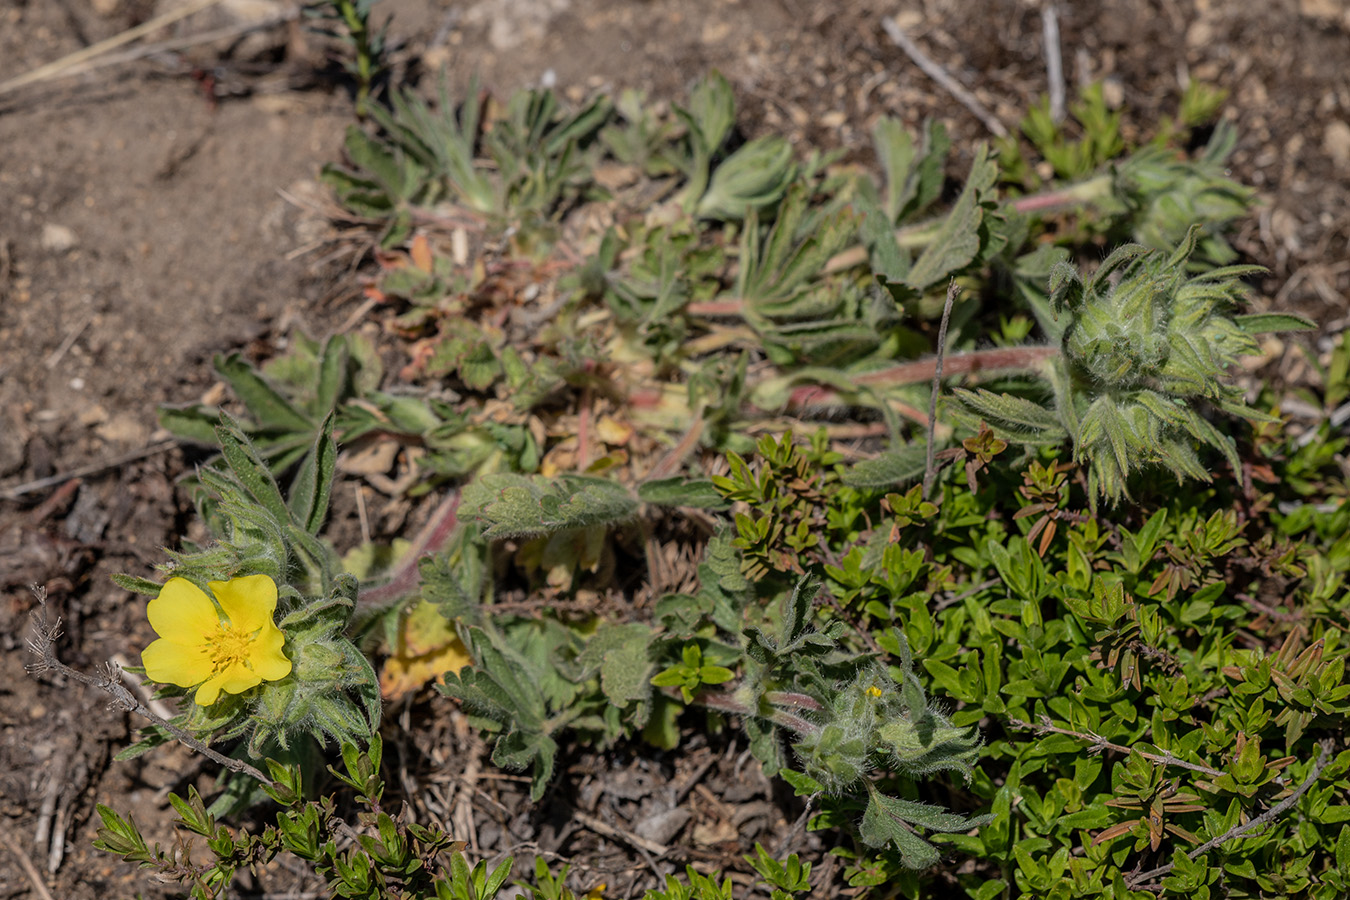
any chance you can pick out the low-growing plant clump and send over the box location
[26,5,1350,898]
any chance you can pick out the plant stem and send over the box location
[821,173,1116,275]
[355,490,462,613]
[923,281,960,501]
[1126,740,1333,888]
[25,589,274,786]
[783,345,1060,412]
[1008,715,1225,778]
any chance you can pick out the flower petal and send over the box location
[147,578,219,643]
[195,662,263,706]
[248,622,293,682]
[210,574,278,633]
[142,637,215,688]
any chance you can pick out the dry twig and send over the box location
[922,280,960,501]
[1127,740,1334,889]
[0,0,227,99]
[1009,715,1227,779]
[1041,2,1066,123]
[1018,714,1232,776]
[0,439,177,500]
[881,17,1009,138]
[25,586,273,786]
[0,824,56,900]
[573,809,670,858]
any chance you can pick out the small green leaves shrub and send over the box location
[710,424,1350,897]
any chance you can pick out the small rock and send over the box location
[463,0,571,51]
[701,20,732,44]
[1299,0,1348,22]
[0,421,24,476]
[78,404,109,427]
[96,414,150,446]
[1101,78,1125,110]
[41,224,77,253]
[634,806,691,845]
[692,818,737,846]
[1324,120,1350,168]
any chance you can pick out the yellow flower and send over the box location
[142,575,292,706]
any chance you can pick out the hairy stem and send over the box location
[355,490,462,614]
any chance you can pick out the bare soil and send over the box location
[2,0,1347,897]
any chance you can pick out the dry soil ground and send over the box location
[1,0,1348,897]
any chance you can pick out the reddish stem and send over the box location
[355,490,461,613]
[785,345,1060,411]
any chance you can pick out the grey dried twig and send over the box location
[1008,715,1226,779]
[923,280,960,501]
[1127,739,1334,888]
[24,586,273,786]
[1041,2,1066,123]
[881,17,1009,138]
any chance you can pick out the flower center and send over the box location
[206,622,256,673]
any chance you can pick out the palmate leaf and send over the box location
[368,75,497,213]
[215,418,291,525]
[889,118,951,223]
[859,783,994,867]
[869,141,1002,314]
[904,143,999,291]
[744,578,842,668]
[438,626,557,801]
[736,184,858,304]
[682,69,736,158]
[873,116,916,224]
[287,413,336,535]
[215,352,314,434]
[576,622,657,712]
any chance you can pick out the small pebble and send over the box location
[41,224,77,253]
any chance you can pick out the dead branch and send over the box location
[881,17,1009,138]
[25,586,273,786]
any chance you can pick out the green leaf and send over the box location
[463,473,639,538]
[858,791,939,867]
[111,573,162,596]
[637,478,731,509]
[315,336,351,416]
[697,135,796,221]
[156,403,221,445]
[901,143,998,291]
[215,419,290,524]
[897,119,950,222]
[287,413,337,535]
[578,623,656,709]
[214,353,314,434]
[779,768,824,796]
[1234,312,1317,334]
[955,388,1065,435]
[841,444,927,488]
[873,115,917,222]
